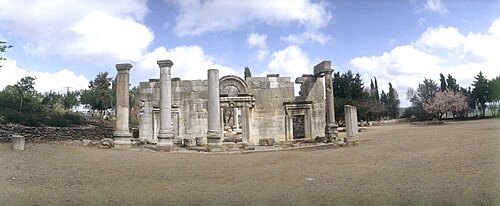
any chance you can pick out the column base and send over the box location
[113,131,132,146]
[324,123,338,143]
[206,131,222,147]
[157,131,174,147]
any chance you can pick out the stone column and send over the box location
[12,135,25,151]
[207,69,222,147]
[113,63,132,146]
[233,108,239,130]
[324,70,338,142]
[345,105,359,139]
[157,60,174,148]
[139,100,154,142]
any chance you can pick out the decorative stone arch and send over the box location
[219,75,249,95]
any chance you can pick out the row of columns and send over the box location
[113,61,223,148]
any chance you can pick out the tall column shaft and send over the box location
[113,63,133,145]
[207,69,222,147]
[139,100,154,142]
[157,60,174,147]
[233,108,239,130]
[324,70,338,142]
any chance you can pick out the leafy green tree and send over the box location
[406,78,439,120]
[0,41,13,65]
[387,83,400,119]
[472,71,489,117]
[41,91,64,111]
[81,72,113,117]
[488,76,499,116]
[63,91,80,111]
[333,70,369,123]
[244,66,252,80]
[446,74,459,92]
[439,73,447,92]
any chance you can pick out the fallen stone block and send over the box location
[82,139,92,147]
[12,135,25,151]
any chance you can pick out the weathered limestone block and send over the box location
[12,135,25,151]
[345,105,359,138]
[313,60,332,76]
[258,138,275,146]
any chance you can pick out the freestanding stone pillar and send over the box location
[207,69,222,147]
[314,61,338,142]
[324,70,338,142]
[113,63,133,146]
[345,105,358,139]
[12,135,25,151]
[157,60,174,148]
[139,100,154,142]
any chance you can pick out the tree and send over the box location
[405,78,439,120]
[439,73,447,92]
[81,72,113,117]
[423,90,467,120]
[333,70,368,123]
[387,83,400,119]
[14,76,38,112]
[472,71,489,117]
[446,74,459,92]
[244,66,252,80]
[41,91,63,111]
[0,41,13,66]
[63,91,79,111]
[488,76,500,116]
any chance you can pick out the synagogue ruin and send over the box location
[112,60,359,151]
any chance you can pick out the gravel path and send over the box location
[1,118,499,205]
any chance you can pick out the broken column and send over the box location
[139,100,154,143]
[207,69,222,147]
[12,135,25,151]
[345,105,359,139]
[157,60,174,148]
[314,61,338,142]
[113,63,133,146]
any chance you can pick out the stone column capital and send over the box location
[157,60,173,68]
[116,63,133,71]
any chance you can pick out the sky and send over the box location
[0,0,499,107]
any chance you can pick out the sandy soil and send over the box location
[1,118,499,205]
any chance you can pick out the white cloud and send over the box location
[137,46,238,80]
[0,58,89,93]
[349,19,500,107]
[416,26,465,50]
[171,0,331,44]
[0,0,152,64]
[70,11,154,62]
[266,45,311,79]
[424,0,448,14]
[281,31,331,45]
[247,33,269,61]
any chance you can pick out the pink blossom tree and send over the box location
[423,90,467,120]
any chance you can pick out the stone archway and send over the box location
[219,75,254,143]
[219,75,249,95]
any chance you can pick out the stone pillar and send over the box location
[233,108,239,130]
[345,105,359,139]
[12,135,25,151]
[324,70,338,142]
[113,63,132,146]
[207,69,222,147]
[139,100,154,142]
[157,60,174,148]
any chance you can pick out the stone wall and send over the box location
[139,78,209,142]
[246,76,294,142]
[297,75,326,139]
[0,123,113,142]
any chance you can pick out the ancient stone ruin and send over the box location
[113,60,344,151]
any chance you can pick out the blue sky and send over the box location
[1,0,499,106]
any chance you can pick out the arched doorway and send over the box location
[219,75,255,143]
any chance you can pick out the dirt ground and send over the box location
[1,118,499,205]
